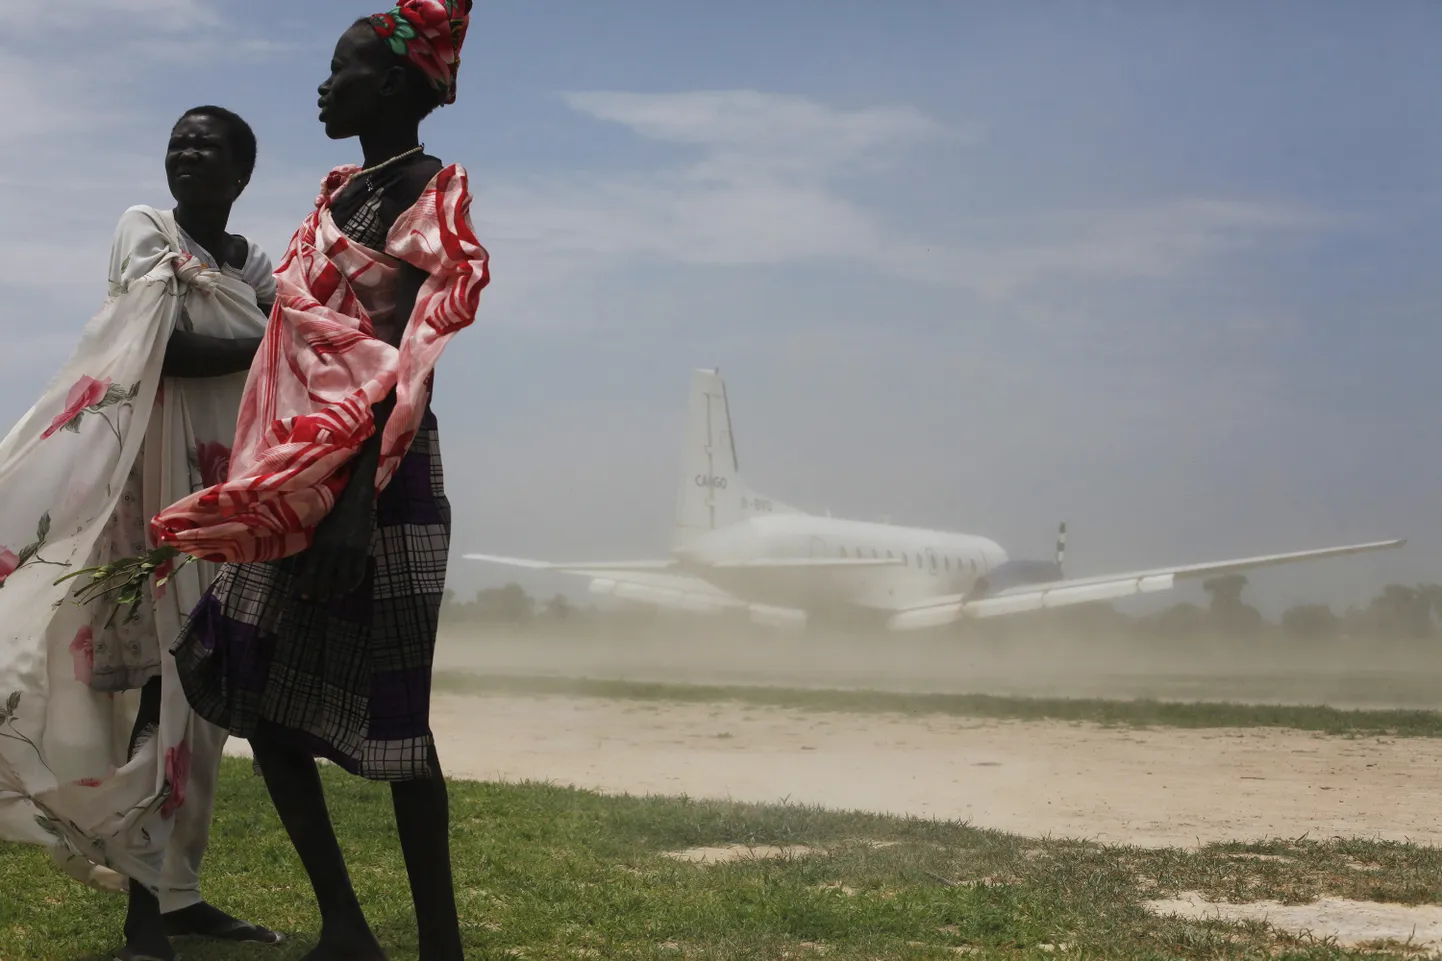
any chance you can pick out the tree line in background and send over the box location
[441,575,1442,641]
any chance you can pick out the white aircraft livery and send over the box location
[466,369,1405,632]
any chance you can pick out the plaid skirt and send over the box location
[171,407,451,782]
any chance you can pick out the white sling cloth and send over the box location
[0,205,266,891]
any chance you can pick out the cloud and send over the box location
[0,0,303,341]
[0,59,128,154]
[475,90,1336,305]
[562,89,958,181]
[76,0,220,29]
[885,197,1335,297]
[467,90,944,308]
[0,72,1341,330]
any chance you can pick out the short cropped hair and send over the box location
[176,105,259,185]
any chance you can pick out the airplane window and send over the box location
[886,550,893,559]
[969,559,976,573]
[871,548,879,559]
[901,553,909,566]
[944,557,951,572]
[840,546,848,558]
[930,554,937,572]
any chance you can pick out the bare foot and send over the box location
[162,901,282,943]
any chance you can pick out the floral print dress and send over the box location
[0,206,270,891]
[86,227,274,694]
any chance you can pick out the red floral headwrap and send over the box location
[368,0,472,106]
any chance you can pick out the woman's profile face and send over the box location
[166,114,241,207]
[318,23,396,141]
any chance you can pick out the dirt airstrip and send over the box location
[219,627,1442,847]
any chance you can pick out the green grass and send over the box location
[432,671,1442,738]
[3,759,1440,959]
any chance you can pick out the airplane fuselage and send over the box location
[672,513,1009,613]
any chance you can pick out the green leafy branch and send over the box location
[17,512,62,567]
[0,513,65,593]
[54,546,195,628]
[0,691,49,774]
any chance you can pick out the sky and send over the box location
[0,0,1437,616]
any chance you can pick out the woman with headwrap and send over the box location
[0,106,282,960]
[153,3,488,958]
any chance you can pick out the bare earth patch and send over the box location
[663,844,815,864]
[663,839,898,864]
[1145,892,1442,951]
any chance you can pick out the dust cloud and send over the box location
[434,617,1442,710]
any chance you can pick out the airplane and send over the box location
[465,368,1405,632]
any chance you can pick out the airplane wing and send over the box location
[887,538,1406,631]
[463,554,902,572]
[462,553,676,573]
[463,553,753,615]
[711,557,903,569]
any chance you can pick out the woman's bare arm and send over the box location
[161,330,264,378]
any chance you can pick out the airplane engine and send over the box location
[969,522,1067,601]
[586,577,805,630]
[747,605,808,630]
[968,558,1064,600]
[588,578,733,615]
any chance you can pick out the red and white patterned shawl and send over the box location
[150,162,490,563]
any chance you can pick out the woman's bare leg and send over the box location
[390,744,463,960]
[117,676,173,961]
[249,730,385,961]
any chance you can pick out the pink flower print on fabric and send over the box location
[43,376,111,439]
[68,626,95,686]
[161,741,191,819]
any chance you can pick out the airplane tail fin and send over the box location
[673,368,796,549]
